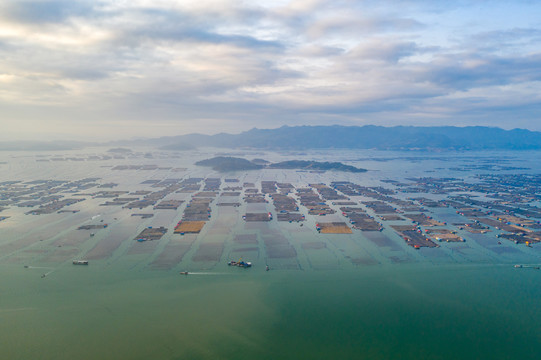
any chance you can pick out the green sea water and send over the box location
[2,264,540,360]
[1,148,541,359]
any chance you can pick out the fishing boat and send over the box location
[228,258,252,268]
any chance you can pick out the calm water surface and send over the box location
[1,148,540,359]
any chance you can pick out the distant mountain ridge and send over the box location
[151,125,541,151]
[3,125,540,151]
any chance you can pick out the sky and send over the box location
[0,0,540,141]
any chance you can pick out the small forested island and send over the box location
[195,157,263,171]
[269,160,366,172]
[195,157,366,172]
[251,158,270,165]
[107,147,133,153]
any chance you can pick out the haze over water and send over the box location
[1,148,540,359]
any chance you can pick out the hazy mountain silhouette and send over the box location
[150,125,541,150]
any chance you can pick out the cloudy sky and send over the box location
[1,0,540,140]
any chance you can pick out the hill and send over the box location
[269,160,366,172]
[195,157,366,172]
[138,125,541,151]
[195,157,263,171]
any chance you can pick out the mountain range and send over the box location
[3,125,541,151]
[148,125,541,151]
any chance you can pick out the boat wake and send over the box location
[181,272,229,276]
[0,307,36,313]
[514,264,541,269]
[25,265,56,277]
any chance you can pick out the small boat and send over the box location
[179,271,189,275]
[514,264,522,268]
[41,274,46,278]
[265,265,270,271]
[228,258,252,268]
[73,260,89,265]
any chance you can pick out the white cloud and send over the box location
[1,0,541,140]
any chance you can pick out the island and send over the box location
[195,157,263,171]
[269,160,366,173]
[107,147,133,153]
[195,157,366,172]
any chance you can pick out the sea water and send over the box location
[1,148,540,359]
